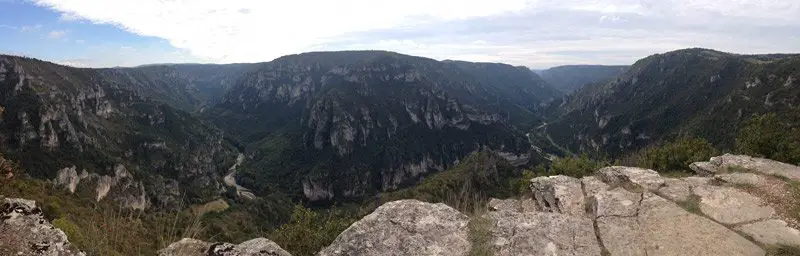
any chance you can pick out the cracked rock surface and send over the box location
[317,199,470,256]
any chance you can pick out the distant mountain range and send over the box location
[542,48,800,156]
[1,48,798,208]
[537,65,628,93]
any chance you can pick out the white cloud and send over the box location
[59,12,80,22]
[0,24,18,30]
[47,30,67,39]
[20,24,42,32]
[55,44,202,67]
[30,0,800,67]
[30,0,533,63]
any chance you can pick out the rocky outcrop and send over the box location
[317,199,470,256]
[495,155,800,255]
[693,154,800,180]
[159,238,291,256]
[53,164,149,210]
[0,198,85,256]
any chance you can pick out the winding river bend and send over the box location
[223,153,256,199]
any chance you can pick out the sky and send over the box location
[0,0,799,69]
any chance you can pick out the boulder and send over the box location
[0,198,85,256]
[158,237,291,256]
[317,200,470,256]
[488,211,601,256]
[597,166,665,191]
[706,154,800,181]
[692,185,774,225]
[715,173,767,187]
[530,175,587,216]
[735,219,800,247]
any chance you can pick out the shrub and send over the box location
[736,113,800,164]
[269,205,357,256]
[42,201,63,221]
[550,154,607,178]
[510,167,544,196]
[636,137,718,173]
[52,218,85,246]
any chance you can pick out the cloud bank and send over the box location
[32,0,800,67]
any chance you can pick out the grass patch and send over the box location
[766,244,800,256]
[468,214,493,256]
[677,195,702,215]
[788,181,800,221]
[189,198,230,216]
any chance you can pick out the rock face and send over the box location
[318,200,470,256]
[0,198,85,256]
[158,238,291,256]
[0,55,239,211]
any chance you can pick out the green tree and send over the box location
[736,114,800,164]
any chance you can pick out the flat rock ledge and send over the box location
[158,237,291,256]
[0,198,86,256]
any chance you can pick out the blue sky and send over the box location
[1,0,799,68]
[0,0,200,67]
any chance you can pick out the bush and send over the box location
[550,154,607,178]
[269,205,357,256]
[636,137,718,173]
[510,167,544,196]
[52,218,85,246]
[736,114,800,164]
[42,201,63,221]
